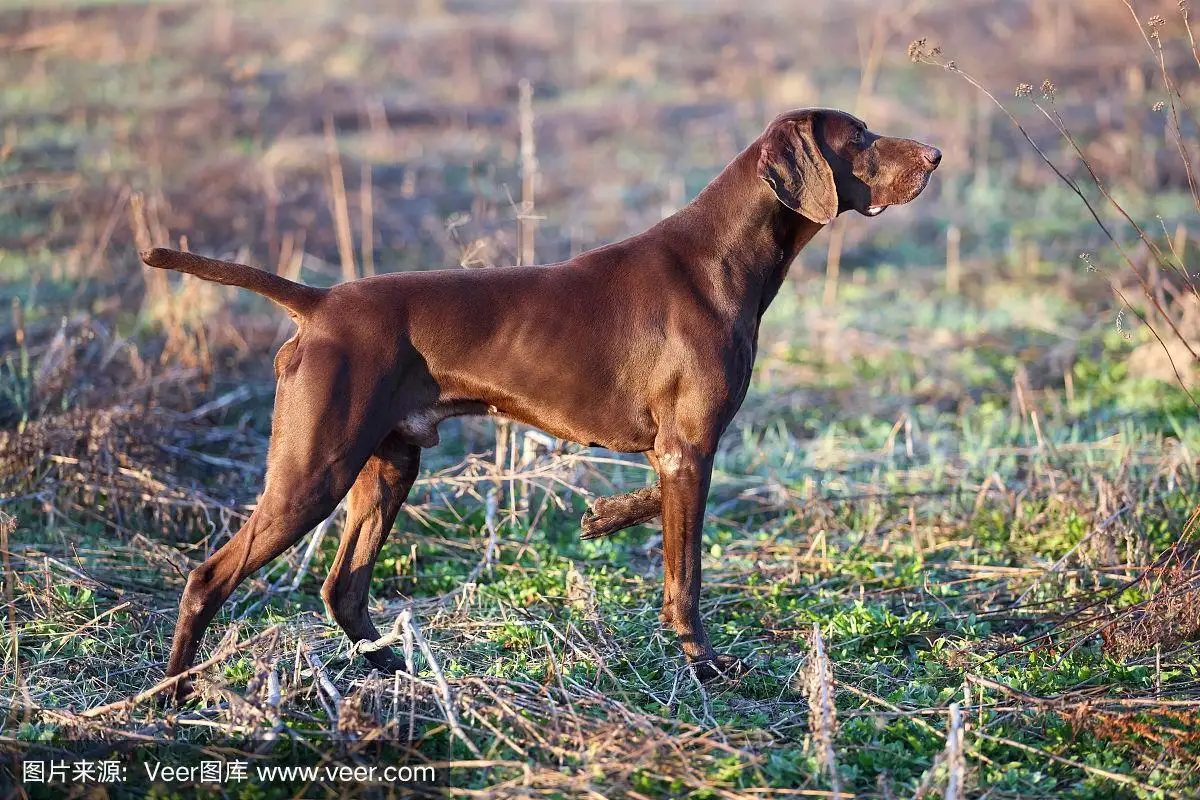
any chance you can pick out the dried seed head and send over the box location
[1148,14,1167,27]
[1154,101,1166,112]
[1015,83,1033,98]
[1041,79,1056,100]
[1115,309,1133,340]
[908,38,945,64]
[806,624,840,790]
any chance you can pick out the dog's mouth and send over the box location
[858,168,936,218]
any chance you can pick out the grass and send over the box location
[2,0,1200,797]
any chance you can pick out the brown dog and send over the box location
[142,108,939,696]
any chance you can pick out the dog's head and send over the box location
[757,108,941,225]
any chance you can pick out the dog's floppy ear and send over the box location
[757,115,838,224]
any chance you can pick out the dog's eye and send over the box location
[850,128,866,145]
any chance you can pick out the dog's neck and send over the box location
[659,140,825,323]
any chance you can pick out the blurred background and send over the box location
[2,0,1196,417]
[3,2,1199,796]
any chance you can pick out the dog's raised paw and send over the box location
[580,485,663,540]
[580,510,624,540]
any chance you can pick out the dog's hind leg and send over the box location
[164,346,390,700]
[321,433,421,672]
[165,479,353,698]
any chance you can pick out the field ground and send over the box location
[2,0,1199,797]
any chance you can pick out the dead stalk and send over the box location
[807,623,841,797]
[910,44,1200,412]
[356,608,483,757]
[360,159,375,277]
[80,625,282,718]
[324,115,358,283]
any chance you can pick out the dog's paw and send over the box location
[580,509,624,540]
[360,648,407,675]
[688,653,748,682]
[580,486,663,540]
[151,677,196,710]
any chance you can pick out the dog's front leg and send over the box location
[654,434,743,680]
[580,484,662,539]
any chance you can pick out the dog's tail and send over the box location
[139,248,326,318]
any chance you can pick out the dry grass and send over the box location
[2,0,1200,797]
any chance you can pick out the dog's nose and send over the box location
[922,146,942,168]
